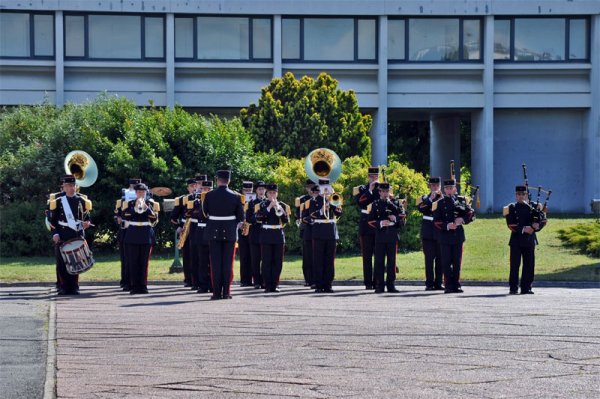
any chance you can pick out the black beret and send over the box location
[134,183,149,191]
[515,185,527,193]
[61,175,76,184]
[378,183,390,190]
[187,178,197,185]
[305,179,315,186]
[318,178,330,185]
[443,179,456,187]
[368,167,379,175]
[128,178,141,185]
[242,181,253,189]
[195,174,207,182]
[266,183,278,192]
[216,170,231,180]
[202,180,213,188]
[255,181,266,189]
[429,177,441,184]
[310,185,320,192]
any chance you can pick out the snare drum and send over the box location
[60,238,95,275]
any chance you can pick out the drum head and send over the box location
[61,238,86,252]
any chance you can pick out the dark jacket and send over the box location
[355,184,379,236]
[295,194,311,239]
[190,194,210,245]
[48,193,92,242]
[433,195,475,245]
[417,192,442,241]
[368,198,406,243]
[304,195,342,240]
[504,201,547,247]
[122,199,159,245]
[202,186,245,242]
[247,196,267,244]
[258,200,290,245]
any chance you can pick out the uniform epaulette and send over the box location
[49,193,56,201]
[187,199,194,209]
[83,198,92,211]
[78,193,88,199]
[366,203,372,213]
[416,196,423,206]
[432,199,441,212]
[254,203,261,213]
[122,200,129,211]
[352,186,360,196]
[49,199,57,210]
[285,204,291,216]
[240,194,245,205]
[115,199,122,209]
[502,205,511,216]
[304,199,311,209]
[153,201,160,212]
[295,197,301,207]
[182,196,189,206]
[244,202,249,212]
[299,202,305,213]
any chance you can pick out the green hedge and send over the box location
[557,222,600,258]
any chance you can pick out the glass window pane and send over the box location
[462,19,480,60]
[514,18,565,61]
[34,14,54,57]
[65,15,85,57]
[282,18,300,59]
[145,17,164,58]
[569,19,588,60]
[494,19,511,60]
[0,13,30,57]
[175,18,194,58]
[197,17,249,60]
[304,18,354,61]
[357,19,376,60]
[388,19,405,60]
[252,18,271,59]
[409,19,459,61]
[89,15,141,59]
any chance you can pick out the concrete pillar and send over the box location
[430,116,461,181]
[273,15,282,79]
[54,11,64,107]
[371,16,388,166]
[471,15,495,212]
[166,13,175,109]
[584,15,600,213]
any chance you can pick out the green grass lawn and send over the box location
[1,216,598,283]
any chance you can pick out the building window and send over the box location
[175,16,272,61]
[388,18,481,62]
[64,13,165,60]
[0,12,54,59]
[494,17,589,62]
[282,17,377,62]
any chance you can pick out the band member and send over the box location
[238,181,255,286]
[122,183,159,294]
[190,179,213,293]
[504,185,547,295]
[417,177,444,291]
[354,167,380,289]
[305,179,342,293]
[48,175,92,295]
[247,181,267,288]
[296,179,315,287]
[202,170,245,300]
[301,184,320,288]
[46,186,64,290]
[170,178,198,287]
[433,179,475,294]
[258,184,290,293]
[368,183,405,293]
[115,178,141,291]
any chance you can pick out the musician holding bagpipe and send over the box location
[503,164,550,295]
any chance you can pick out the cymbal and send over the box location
[150,187,172,197]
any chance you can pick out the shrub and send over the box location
[557,222,600,258]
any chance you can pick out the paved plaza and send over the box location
[1,284,599,398]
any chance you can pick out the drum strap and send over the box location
[60,195,79,231]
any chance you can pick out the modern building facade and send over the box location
[1,0,599,212]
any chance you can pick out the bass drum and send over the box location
[60,238,95,275]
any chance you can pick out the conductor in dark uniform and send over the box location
[295,179,315,287]
[202,170,245,300]
[433,179,475,293]
[258,184,290,293]
[504,185,547,294]
[122,183,159,294]
[417,177,444,291]
[48,175,92,295]
[368,183,405,293]
[247,181,267,288]
[354,167,380,289]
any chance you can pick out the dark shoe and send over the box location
[521,290,534,295]
[122,285,131,291]
[444,288,452,294]
[210,295,221,300]
[197,288,209,294]
[315,288,323,293]
[184,281,191,287]
[323,288,334,293]
[310,284,317,289]
[509,290,518,295]
[365,285,373,290]
[387,287,400,293]
[138,288,148,294]
[304,282,310,287]
[271,288,280,293]
[425,286,435,291]
[223,295,232,299]
[374,288,384,294]
[454,287,464,293]
[129,290,138,295]
[254,284,261,289]
[434,285,445,290]
[264,289,270,293]
[191,286,199,291]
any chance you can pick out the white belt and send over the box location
[58,221,81,230]
[262,224,283,229]
[313,219,336,224]
[209,215,236,221]
[197,223,207,227]
[189,218,199,223]
[361,210,370,214]
[180,218,186,223]
[126,221,152,227]
[422,216,434,221]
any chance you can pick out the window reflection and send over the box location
[514,18,565,61]
[462,20,480,60]
[34,14,54,57]
[89,15,141,59]
[409,19,459,61]
[0,13,30,57]
[65,16,85,57]
[252,19,271,59]
[198,17,249,60]
[494,20,510,60]
[145,17,164,58]
[304,18,354,61]
[569,19,587,60]
[388,19,405,60]
[175,18,194,58]
[282,18,300,59]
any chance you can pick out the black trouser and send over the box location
[302,239,313,285]
[238,235,253,285]
[182,238,192,285]
[209,240,236,298]
[191,243,211,290]
[509,245,535,292]
[250,242,263,286]
[422,238,442,288]
[360,234,375,287]
[126,244,151,292]
[261,243,284,291]
[118,238,130,288]
[312,239,336,290]
[55,245,79,292]
[440,243,463,290]
[374,242,397,290]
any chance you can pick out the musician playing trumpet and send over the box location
[122,183,159,294]
[257,184,291,293]
[48,174,92,295]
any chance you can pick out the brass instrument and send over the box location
[304,148,343,218]
[64,150,98,187]
[241,221,251,236]
[274,200,285,217]
[135,198,148,214]
[177,217,192,249]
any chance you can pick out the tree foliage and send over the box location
[240,72,372,160]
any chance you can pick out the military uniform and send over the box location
[257,185,290,292]
[115,178,141,291]
[433,181,475,293]
[504,186,547,294]
[48,175,92,295]
[190,180,213,293]
[368,187,406,293]
[417,177,444,290]
[202,170,245,299]
[247,181,267,288]
[122,183,159,294]
[238,182,255,286]
[170,184,194,286]
[296,179,315,286]
[304,179,342,293]
[354,168,380,289]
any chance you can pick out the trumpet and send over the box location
[270,199,285,217]
[135,198,148,214]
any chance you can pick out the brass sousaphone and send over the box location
[304,148,343,207]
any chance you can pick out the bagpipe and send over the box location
[522,163,552,223]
